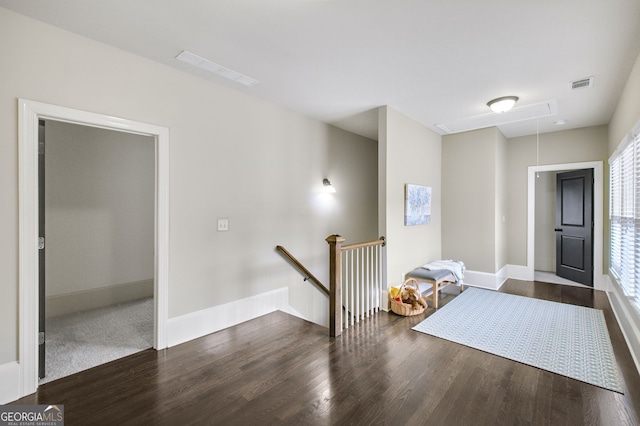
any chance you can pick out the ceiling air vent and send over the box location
[175,50,258,87]
[570,77,593,90]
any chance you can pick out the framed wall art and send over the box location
[405,184,431,226]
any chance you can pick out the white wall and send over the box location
[378,106,441,287]
[0,8,378,366]
[45,121,154,315]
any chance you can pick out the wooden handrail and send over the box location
[341,236,386,251]
[276,245,330,296]
[279,236,386,338]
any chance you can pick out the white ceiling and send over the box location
[2,0,639,140]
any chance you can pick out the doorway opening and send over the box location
[39,120,156,383]
[533,169,593,288]
[18,99,169,397]
[526,161,604,290]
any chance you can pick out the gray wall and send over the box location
[378,107,442,287]
[505,126,609,267]
[534,171,557,272]
[442,127,507,273]
[495,130,508,271]
[609,53,640,154]
[0,8,378,364]
[45,121,155,316]
[533,168,599,274]
[606,50,640,361]
[441,125,606,274]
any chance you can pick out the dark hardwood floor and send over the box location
[12,279,640,425]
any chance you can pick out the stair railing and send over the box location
[326,235,386,337]
[276,245,329,296]
[277,235,386,337]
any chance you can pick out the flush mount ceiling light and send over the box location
[436,100,557,135]
[175,50,258,87]
[487,96,519,113]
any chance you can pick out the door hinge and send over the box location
[38,237,45,250]
[38,332,45,345]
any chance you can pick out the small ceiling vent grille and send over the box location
[570,77,593,90]
[175,50,258,87]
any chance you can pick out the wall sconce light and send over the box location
[323,178,336,193]
[487,96,519,113]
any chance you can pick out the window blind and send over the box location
[610,126,640,313]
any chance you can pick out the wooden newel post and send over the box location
[326,234,345,337]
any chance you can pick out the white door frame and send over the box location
[18,99,169,397]
[527,161,604,290]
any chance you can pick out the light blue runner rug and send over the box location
[412,287,623,393]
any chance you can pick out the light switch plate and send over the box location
[217,218,229,232]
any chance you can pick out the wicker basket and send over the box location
[389,278,426,316]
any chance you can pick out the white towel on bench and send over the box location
[422,260,465,284]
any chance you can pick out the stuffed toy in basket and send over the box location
[389,278,427,316]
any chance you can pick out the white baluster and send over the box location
[351,249,356,323]
[343,251,348,330]
[368,247,373,314]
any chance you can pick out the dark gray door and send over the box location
[38,119,46,379]
[555,169,594,286]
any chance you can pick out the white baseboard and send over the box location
[506,264,532,281]
[0,362,20,404]
[464,269,507,290]
[167,287,295,347]
[380,289,390,312]
[596,274,610,292]
[605,275,640,376]
[46,279,154,317]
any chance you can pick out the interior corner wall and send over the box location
[494,129,508,272]
[534,171,557,272]
[45,121,155,315]
[607,49,640,372]
[442,127,497,273]
[505,125,609,267]
[378,106,442,287]
[609,52,640,154]
[0,8,378,365]
[378,107,388,250]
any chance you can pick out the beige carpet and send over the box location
[40,297,153,384]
